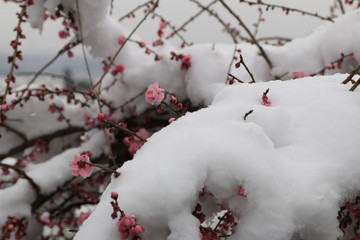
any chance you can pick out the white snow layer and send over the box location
[74,75,360,240]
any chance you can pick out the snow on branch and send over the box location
[75,75,360,240]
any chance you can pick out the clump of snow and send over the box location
[75,75,360,240]
[267,10,360,78]
[27,0,45,29]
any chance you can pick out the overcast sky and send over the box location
[0,0,341,77]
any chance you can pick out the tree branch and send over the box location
[218,0,273,69]
[239,0,334,22]
[0,127,84,161]
[342,63,360,85]
[0,162,42,197]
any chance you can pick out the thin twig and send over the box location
[75,0,118,169]
[257,36,292,43]
[161,101,183,117]
[312,53,353,76]
[151,12,192,46]
[18,40,80,100]
[219,0,273,69]
[253,8,263,38]
[337,0,346,15]
[1,123,27,142]
[239,54,256,83]
[75,0,94,87]
[243,109,254,120]
[228,73,244,83]
[189,0,242,44]
[86,162,119,174]
[101,119,148,142]
[1,6,26,105]
[0,127,84,161]
[213,211,229,231]
[349,77,360,92]
[239,0,334,22]
[342,63,360,85]
[51,201,97,219]
[127,38,160,58]
[226,46,238,83]
[118,1,153,22]
[115,91,145,110]
[166,0,217,40]
[92,0,160,92]
[0,162,42,197]
[110,0,115,15]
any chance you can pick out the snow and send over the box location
[267,10,360,78]
[27,0,45,30]
[75,75,360,240]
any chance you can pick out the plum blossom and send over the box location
[118,36,126,45]
[123,128,151,154]
[83,114,96,127]
[181,54,192,70]
[168,117,176,123]
[58,30,69,39]
[291,72,306,79]
[78,212,91,225]
[116,215,145,239]
[145,82,165,105]
[69,154,94,178]
[111,192,119,200]
[1,104,9,111]
[111,64,125,76]
[39,212,52,227]
[327,62,335,69]
[261,88,271,107]
[237,186,247,197]
[159,21,166,30]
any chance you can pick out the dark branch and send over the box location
[0,127,84,161]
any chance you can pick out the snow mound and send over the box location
[75,75,360,240]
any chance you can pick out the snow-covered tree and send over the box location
[1,0,360,239]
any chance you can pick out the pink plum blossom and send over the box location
[129,224,145,235]
[291,72,306,79]
[1,104,9,111]
[181,55,192,70]
[78,211,91,225]
[145,82,165,105]
[118,36,126,45]
[327,62,335,69]
[159,21,166,30]
[123,128,151,154]
[116,215,145,239]
[111,192,119,200]
[58,30,69,39]
[69,154,94,178]
[237,186,247,197]
[261,89,271,107]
